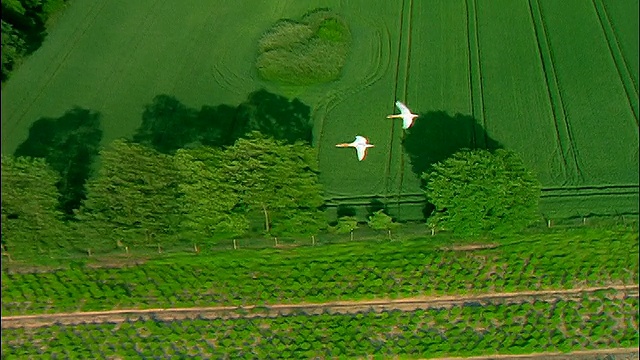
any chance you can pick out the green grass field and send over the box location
[1,0,638,222]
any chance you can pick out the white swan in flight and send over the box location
[336,136,375,161]
[387,101,418,129]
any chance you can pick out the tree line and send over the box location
[2,93,542,261]
[2,0,67,82]
[2,133,326,258]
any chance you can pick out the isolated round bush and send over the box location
[423,149,541,236]
[256,9,351,85]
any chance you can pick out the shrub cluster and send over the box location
[256,9,351,85]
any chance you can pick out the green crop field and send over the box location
[1,0,638,222]
[2,225,637,316]
[2,289,637,358]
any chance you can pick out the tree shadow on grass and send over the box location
[403,111,503,178]
[133,88,313,153]
[367,199,386,218]
[403,111,503,217]
[14,107,103,216]
[336,204,356,218]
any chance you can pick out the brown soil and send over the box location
[444,243,500,251]
[2,284,637,329]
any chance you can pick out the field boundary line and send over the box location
[425,347,639,360]
[527,0,583,185]
[324,183,640,206]
[384,0,407,199]
[465,0,487,149]
[395,0,414,214]
[2,284,637,328]
[591,0,639,125]
[386,0,414,210]
[4,1,110,138]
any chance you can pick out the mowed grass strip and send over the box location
[474,0,567,187]
[2,225,637,316]
[2,291,637,359]
[538,0,639,187]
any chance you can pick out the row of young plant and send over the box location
[2,291,637,359]
[2,226,637,315]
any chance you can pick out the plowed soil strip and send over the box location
[3,284,637,329]
[426,347,639,360]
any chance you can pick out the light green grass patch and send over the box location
[256,9,351,85]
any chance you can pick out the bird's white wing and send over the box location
[356,145,367,161]
[354,136,367,144]
[395,101,412,116]
[403,116,414,129]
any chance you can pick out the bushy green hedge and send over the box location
[256,9,351,85]
[423,149,541,237]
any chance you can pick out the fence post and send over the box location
[125,246,129,254]
[312,235,316,246]
[233,239,237,250]
[350,230,354,241]
[274,237,278,247]
[547,219,552,228]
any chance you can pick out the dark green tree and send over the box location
[367,210,399,239]
[423,149,541,236]
[1,155,66,258]
[76,139,182,247]
[14,107,103,216]
[220,132,325,237]
[1,20,27,81]
[1,0,68,82]
[174,146,248,241]
[329,216,358,236]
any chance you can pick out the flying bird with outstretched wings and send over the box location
[336,135,375,161]
[387,101,418,129]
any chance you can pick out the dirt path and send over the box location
[2,284,637,329]
[426,347,638,360]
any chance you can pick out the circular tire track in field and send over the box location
[2,284,636,329]
[209,23,260,97]
[312,18,392,156]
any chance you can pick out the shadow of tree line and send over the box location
[14,88,313,216]
[337,111,504,220]
[15,91,504,223]
[134,89,312,153]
